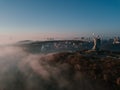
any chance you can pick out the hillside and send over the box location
[50,51,120,90]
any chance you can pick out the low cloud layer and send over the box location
[0,46,106,90]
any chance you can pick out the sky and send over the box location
[0,0,120,44]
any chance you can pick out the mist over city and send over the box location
[0,0,120,90]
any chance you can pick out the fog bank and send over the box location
[0,46,106,90]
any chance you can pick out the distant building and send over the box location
[113,37,120,44]
[47,38,54,41]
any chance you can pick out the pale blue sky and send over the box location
[0,0,120,41]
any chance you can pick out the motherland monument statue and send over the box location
[92,35,101,51]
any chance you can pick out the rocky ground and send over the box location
[51,50,120,90]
